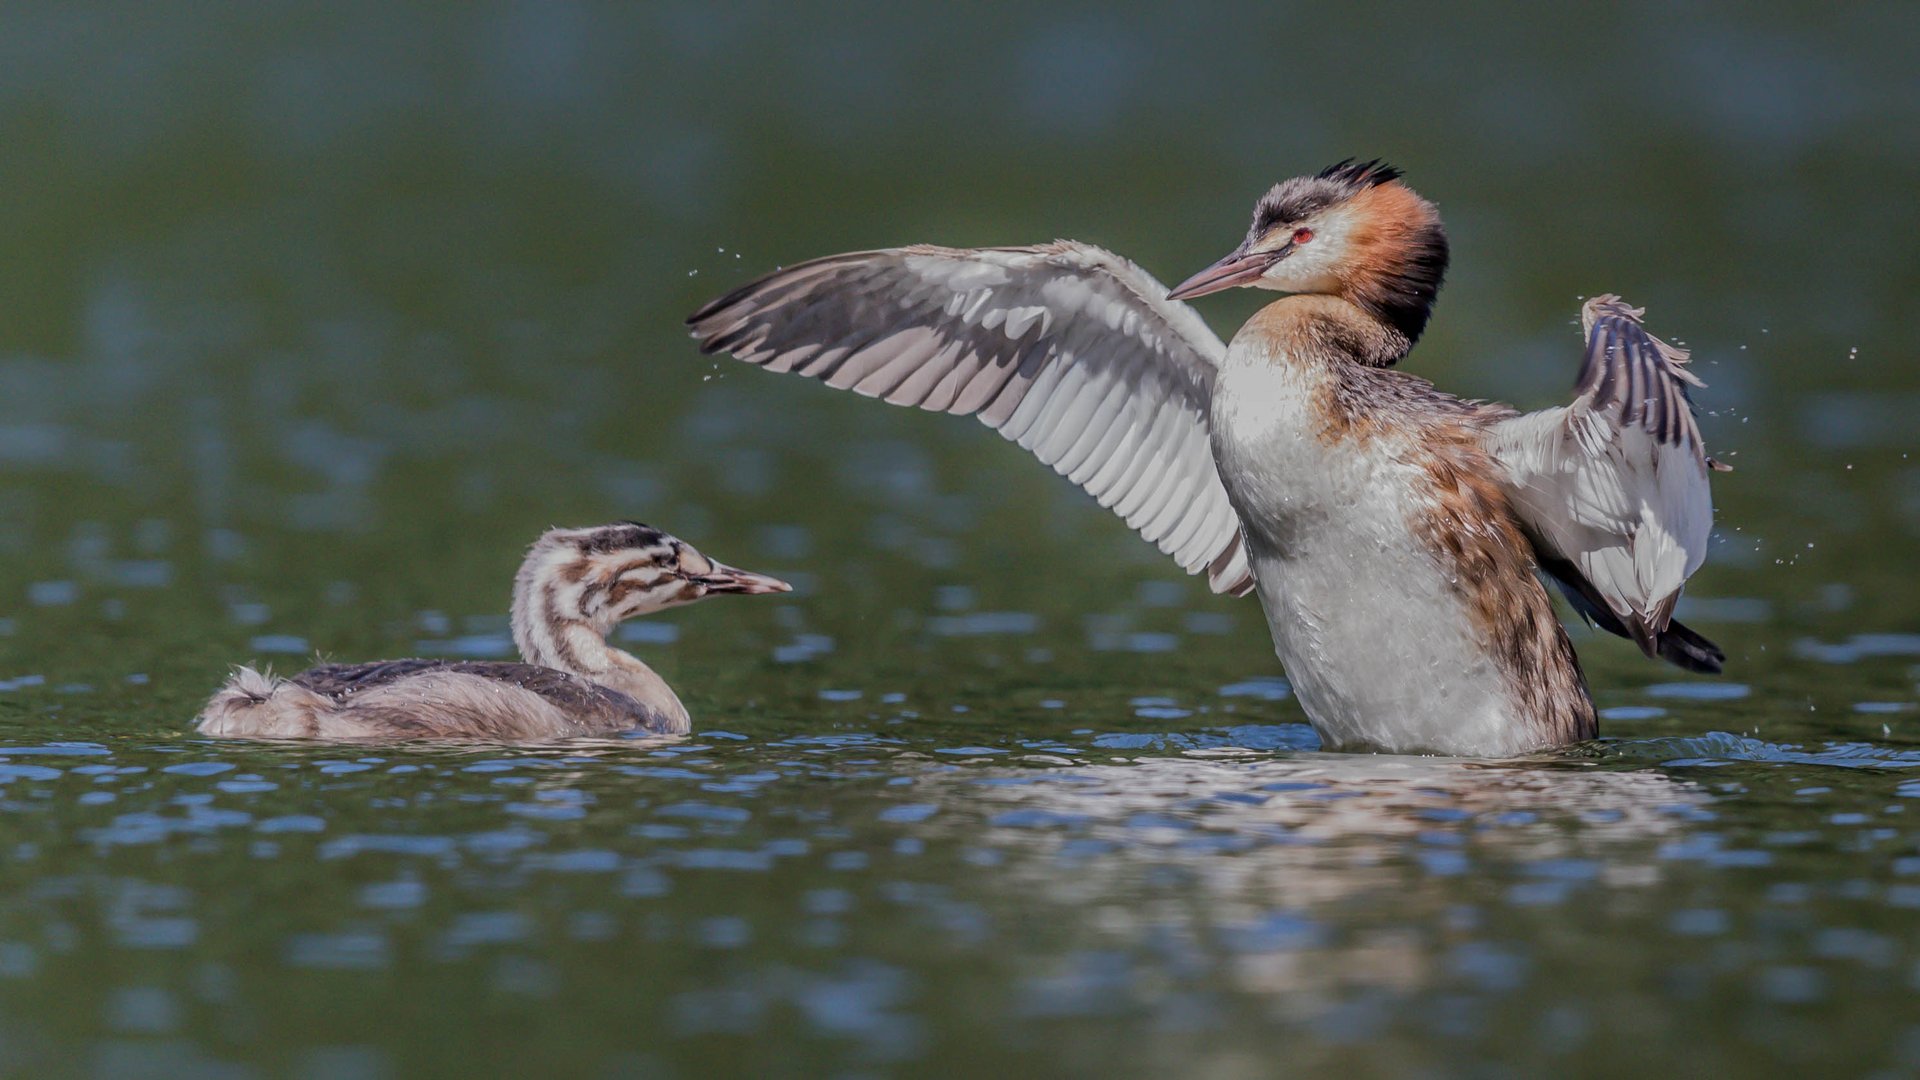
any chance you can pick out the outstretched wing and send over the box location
[1487,295,1724,658]
[687,242,1253,596]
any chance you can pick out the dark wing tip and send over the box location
[686,249,853,332]
[688,269,780,330]
[1657,619,1725,674]
[1621,612,1662,660]
[687,249,913,359]
[686,276,766,334]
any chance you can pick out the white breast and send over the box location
[1209,341,1529,756]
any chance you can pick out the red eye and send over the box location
[1292,227,1314,245]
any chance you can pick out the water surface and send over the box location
[2,4,1919,1076]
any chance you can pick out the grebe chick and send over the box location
[689,159,1728,758]
[196,522,789,741]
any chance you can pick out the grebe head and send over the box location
[512,521,790,639]
[1166,159,1450,345]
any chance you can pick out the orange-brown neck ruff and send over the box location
[1335,182,1449,359]
[1243,294,1420,372]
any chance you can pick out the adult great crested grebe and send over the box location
[197,522,789,741]
[687,160,1728,757]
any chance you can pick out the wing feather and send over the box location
[1055,373,1133,480]
[1488,295,1719,653]
[689,243,1255,596]
[1065,387,1141,488]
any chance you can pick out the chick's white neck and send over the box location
[509,574,689,726]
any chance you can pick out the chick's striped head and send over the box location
[516,521,791,629]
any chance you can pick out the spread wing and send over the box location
[1487,295,1724,660]
[687,242,1254,596]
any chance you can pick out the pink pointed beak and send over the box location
[692,561,792,596]
[1165,246,1273,301]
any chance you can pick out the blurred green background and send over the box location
[1,4,1918,1077]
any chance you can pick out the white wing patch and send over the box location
[1488,295,1718,648]
[688,243,1254,596]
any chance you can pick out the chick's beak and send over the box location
[1165,245,1276,301]
[691,561,792,596]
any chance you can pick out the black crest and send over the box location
[577,521,670,555]
[1250,158,1405,236]
[1315,158,1402,189]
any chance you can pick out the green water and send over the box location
[3,5,1919,1076]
